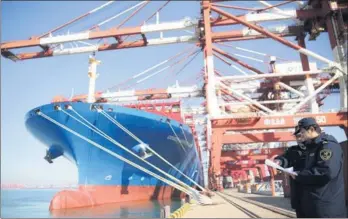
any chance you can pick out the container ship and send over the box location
[25,98,204,210]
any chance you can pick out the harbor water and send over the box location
[1,189,182,218]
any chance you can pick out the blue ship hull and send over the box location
[25,102,204,209]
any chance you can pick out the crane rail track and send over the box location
[216,191,296,218]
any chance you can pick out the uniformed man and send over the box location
[274,125,307,217]
[289,117,346,218]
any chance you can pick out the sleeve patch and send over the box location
[320,148,332,161]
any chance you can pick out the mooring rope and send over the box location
[180,125,189,146]
[38,111,195,197]
[93,107,206,191]
[166,120,187,153]
[57,106,201,195]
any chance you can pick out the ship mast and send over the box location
[87,53,101,103]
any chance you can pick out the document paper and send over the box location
[265,159,298,176]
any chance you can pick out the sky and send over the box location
[1,1,347,185]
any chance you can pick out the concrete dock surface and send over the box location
[184,188,295,218]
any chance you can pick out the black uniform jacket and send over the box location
[295,133,346,218]
[275,145,306,209]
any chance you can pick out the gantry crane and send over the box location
[1,0,347,191]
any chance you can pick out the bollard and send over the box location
[160,205,171,218]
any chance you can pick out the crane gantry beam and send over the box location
[1,1,338,61]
